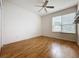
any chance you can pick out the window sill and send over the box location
[52,32,76,34]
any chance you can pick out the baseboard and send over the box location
[3,35,42,46]
[42,35,76,43]
[3,35,77,47]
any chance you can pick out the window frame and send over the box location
[52,13,76,34]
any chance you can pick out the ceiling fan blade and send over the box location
[44,8,47,13]
[43,0,48,7]
[38,7,43,12]
[46,6,54,8]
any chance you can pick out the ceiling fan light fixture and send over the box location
[36,0,54,12]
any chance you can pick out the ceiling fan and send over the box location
[37,0,54,12]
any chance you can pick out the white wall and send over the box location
[77,1,79,45]
[3,1,42,45]
[42,6,77,41]
[0,0,3,49]
[78,24,79,45]
[0,1,1,49]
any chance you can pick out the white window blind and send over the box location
[52,13,76,33]
[52,16,61,32]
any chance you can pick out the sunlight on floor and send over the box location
[50,43,78,58]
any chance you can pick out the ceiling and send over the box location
[7,0,79,16]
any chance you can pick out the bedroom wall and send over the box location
[2,0,42,45]
[78,24,79,45]
[77,1,79,45]
[42,6,77,41]
[0,0,3,49]
[0,0,2,49]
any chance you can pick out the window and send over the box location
[52,13,76,33]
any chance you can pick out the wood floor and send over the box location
[0,36,79,58]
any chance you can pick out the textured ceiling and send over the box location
[7,0,79,16]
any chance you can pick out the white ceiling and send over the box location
[7,0,79,16]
